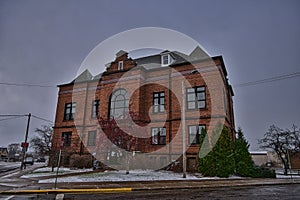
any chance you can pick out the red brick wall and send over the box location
[51,53,235,170]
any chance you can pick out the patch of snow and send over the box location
[38,170,236,184]
[276,174,300,179]
[21,167,92,178]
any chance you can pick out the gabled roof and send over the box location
[116,50,127,57]
[59,46,227,87]
[73,69,93,83]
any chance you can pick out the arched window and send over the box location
[109,89,129,119]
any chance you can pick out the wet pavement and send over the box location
[1,184,299,200]
[1,165,300,200]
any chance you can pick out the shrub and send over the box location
[69,154,93,169]
[249,166,276,178]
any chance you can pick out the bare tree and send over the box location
[98,112,148,174]
[30,125,53,157]
[258,124,300,175]
[291,124,300,152]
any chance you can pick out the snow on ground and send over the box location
[25,167,300,184]
[21,167,92,178]
[276,174,300,179]
[38,169,241,183]
[275,169,300,179]
[39,170,197,183]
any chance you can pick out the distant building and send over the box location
[0,147,8,160]
[290,152,300,169]
[50,47,235,171]
[250,151,268,166]
[250,151,282,167]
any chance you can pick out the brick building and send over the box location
[51,47,235,171]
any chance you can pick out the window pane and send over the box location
[152,136,158,144]
[189,126,196,134]
[198,126,205,133]
[114,108,124,118]
[159,136,166,145]
[88,131,96,146]
[162,55,168,65]
[197,92,205,100]
[187,88,194,93]
[153,105,158,113]
[160,105,164,112]
[115,95,124,101]
[109,89,128,119]
[188,102,195,109]
[196,87,205,91]
[197,101,205,108]
[190,134,196,144]
[115,100,125,108]
[160,128,166,136]
[65,107,71,113]
[187,93,195,101]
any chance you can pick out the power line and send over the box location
[0,82,55,88]
[0,114,53,124]
[0,116,25,122]
[233,72,300,88]
[31,115,54,124]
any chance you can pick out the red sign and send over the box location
[21,142,29,148]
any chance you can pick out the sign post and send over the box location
[181,81,186,178]
[54,138,64,189]
[20,113,31,170]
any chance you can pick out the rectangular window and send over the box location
[188,125,206,144]
[91,100,100,118]
[153,92,165,113]
[64,102,76,121]
[118,61,123,70]
[187,86,205,109]
[162,55,169,65]
[87,131,96,146]
[151,127,166,145]
[62,132,72,147]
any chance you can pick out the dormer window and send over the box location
[161,53,173,67]
[162,55,169,66]
[118,61,123,71]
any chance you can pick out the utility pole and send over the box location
[181,81,186,178]
[20,113,31,170]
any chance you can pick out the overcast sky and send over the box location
[0,0,299,150]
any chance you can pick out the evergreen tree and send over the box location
[234,127,254,177]
[198,125,235,177]
[198,128,216,176]
[213,126,235,177]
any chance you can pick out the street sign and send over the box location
[21,142,29,148]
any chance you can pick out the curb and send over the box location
[0,188,132,195]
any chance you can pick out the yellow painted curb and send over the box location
[0,188,132,195]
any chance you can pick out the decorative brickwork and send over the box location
[51,48,235,171]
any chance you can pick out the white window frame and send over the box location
[87,131,96,146]
[151,127,166,145]
[118,61,123,70]
[161,54,173,67]
[188,125,206,145]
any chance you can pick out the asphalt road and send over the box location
[1,184,299,200]
[0,162,20,175]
